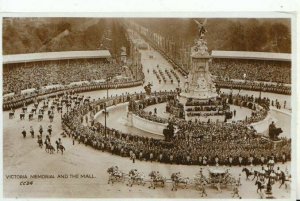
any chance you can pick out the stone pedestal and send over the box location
[179,38,225,122]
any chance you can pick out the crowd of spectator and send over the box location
[211,59,291,84]
[130,92,269,125]
[61,92,291,166]
[2,80,144,111]
[3,59,127,94]
[215,80,291,95]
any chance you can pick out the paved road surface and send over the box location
[3,39,292,198]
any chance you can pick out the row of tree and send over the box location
[3,18,131,60]
[134,18,291,53]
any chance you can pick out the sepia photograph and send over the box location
[2,16,294,199]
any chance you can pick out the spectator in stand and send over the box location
[210,59,291,84]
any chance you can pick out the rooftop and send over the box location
[211,50,291,62]
[3,50,111,64]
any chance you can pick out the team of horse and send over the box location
[106,167,238,191]
[242,167,291,193]
[106,166,291,195]
[11,93,91,124]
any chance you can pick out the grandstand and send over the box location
[3,50,111,64]
[2,50,128,95]
[210,50,291,84]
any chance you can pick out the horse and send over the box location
[48,128,52,136]
[242,167,259,180]
[45,143,55,154]
[255,180,265,193]
[44,138,54,153]
[20,113,25,120]
[28,113,33,121]
[279,171,291,189]
[38,114,43,121]
[21,130,26,138]
[22,107,27,113]
[49,114,54,122]
[107,167,125,184]
[171,173,189,191]
[57,106,63,112]
[9,111,15,119]
[148,171,166,189]
[37,137,43,148]
[39,108,44,114]
[269,127,283,141]
[127,169,146,187]
[30,130,34,138]
[57,144,66,155]
[31,108,37,114]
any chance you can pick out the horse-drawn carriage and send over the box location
[171,172,189,191]
[127,169,146,187]
[148,171,166,189]
[107,166,126,184]
[206,168,236,190]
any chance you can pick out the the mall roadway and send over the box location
[3,43,292,198]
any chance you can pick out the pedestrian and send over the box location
[132,152,136,163]
[47,125,52,136]
[30,126,34,138]
[237,174,242,186]
[21,127,26,138]
[232,184,240,198]
[200,182,207,197]
[150,152,153,162]
[39,125,43,136]
[238,155,243,167]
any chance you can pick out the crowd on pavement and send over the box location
[215,80,291,95]
[132,92,270,125]
[61,92,291,166]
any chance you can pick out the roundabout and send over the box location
[3,19,293,199]
[3,60,292,199]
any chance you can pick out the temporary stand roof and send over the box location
[3,50,111,64]
[211,50,291,62]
